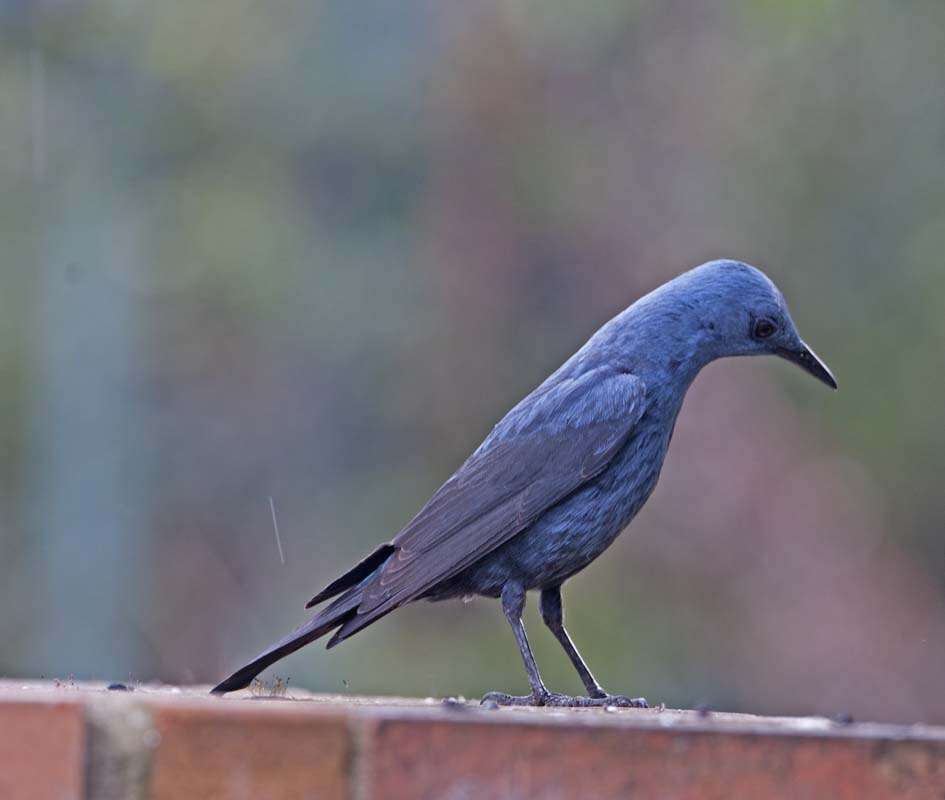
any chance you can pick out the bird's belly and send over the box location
[517,461,661,588]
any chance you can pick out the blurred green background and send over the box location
[2,0,944,723]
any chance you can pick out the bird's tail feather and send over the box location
[210,587,361,695]
[305,543,395,608]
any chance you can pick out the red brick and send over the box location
[0,696,85,800]
[145,699,352,800]
[4,683,945,800]
[365,716,945,800]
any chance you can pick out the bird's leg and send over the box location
[539,586,605,696]
[481,581,554,706]
[536,586,647,708]
[480,582,647,708]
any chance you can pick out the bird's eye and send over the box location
[753,319,777,339]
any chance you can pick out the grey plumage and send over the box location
[212,259,836,702]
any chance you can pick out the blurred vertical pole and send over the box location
[26,17,149,680]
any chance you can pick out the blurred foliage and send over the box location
[1,0,944,723]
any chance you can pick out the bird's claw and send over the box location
[481,691,544,706]
[592,694,648,708]
[480,690,648,708]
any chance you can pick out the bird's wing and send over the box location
[332,368,646,641]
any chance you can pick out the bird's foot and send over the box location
[481,690,647,708]
[582,692,648,708]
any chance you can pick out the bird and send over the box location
[212,259,836,705]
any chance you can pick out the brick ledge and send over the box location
[2,681,944,799]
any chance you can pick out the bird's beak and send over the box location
[776,341,838,390]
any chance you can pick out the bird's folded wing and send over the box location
[336,369,646,638]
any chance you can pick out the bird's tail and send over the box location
[210,586,362,695]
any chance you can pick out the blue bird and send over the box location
[212,260,836,705]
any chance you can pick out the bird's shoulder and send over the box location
[479,365,647,449]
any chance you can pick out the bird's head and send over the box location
[670,260,837,389]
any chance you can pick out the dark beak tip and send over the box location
[778,343,837,391]
[810,349,838,392]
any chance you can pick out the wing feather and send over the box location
[337,369,646,639]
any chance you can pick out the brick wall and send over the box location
[2,681,944,799]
